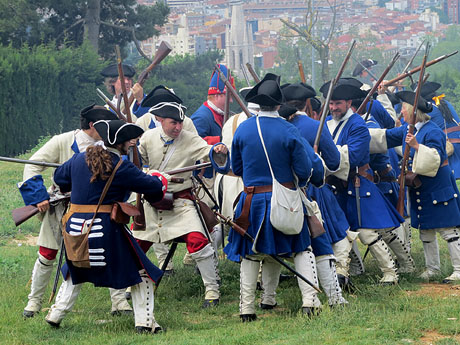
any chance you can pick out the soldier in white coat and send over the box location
[133,86,230,307]
[18,105,133,318]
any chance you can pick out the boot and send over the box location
[332,236,353,278]
[131,269,162,333]
[440,229,460,283]
[239,257,260,316]
[419,229,441,280]
[45,277,82,327]
[23,253,55,318]
[381,227,415,274]
[316,255,348,306]
[260,257,281,309]
[349,240,365,276]
[359,229,398,284]
[190,244,220,307]
[109,288,133,315]
[293,251,322,310]
[152,243,174,271]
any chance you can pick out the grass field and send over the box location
[1,146,460,345]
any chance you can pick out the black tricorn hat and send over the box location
[245,73,284,106]
[94,120,144,146]
[410,81,441,99]
[239,87,253,99]
[80,104,118,122]
[141,85,183,108]
[309,97,322,112]
[281,82,316,102]
[396,91,433,113]
[100,63,136,78]
[278,104,298,120]
[320,78,365,101]
[352,59,378,77]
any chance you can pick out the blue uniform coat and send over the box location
[54,152,164,288]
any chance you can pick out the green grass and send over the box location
[2,148,460,344]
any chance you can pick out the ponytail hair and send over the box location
[438,99,454,123]
[85,145,113,182]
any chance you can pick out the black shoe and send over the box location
[23,310,37,318]
[136,326,152,334]
[301,307,321,318]
[279,274,294,283]
[337,274,355,293]
[111,309,133,316]
[259,303,277,310]
[163,269,174,277]
[153,326,163,334]
[202,299,219,308]
[256,282,263,291]
[240,314,257,322]
[46,319,60,328]
[379,281,397,286]
[125,291,131,300]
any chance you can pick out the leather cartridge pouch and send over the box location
[150,192,174,210]
[306,214,326,238]
[198,200,219,231]
[111,202,141,224]
[404,171,422,189]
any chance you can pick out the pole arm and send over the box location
[216,65,252,118]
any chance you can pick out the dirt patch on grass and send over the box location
[419,330,460,344]
[407,283,460,298]
[11,234,38,246]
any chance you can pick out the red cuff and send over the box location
[150,172,168,197]
[203,136,221,145]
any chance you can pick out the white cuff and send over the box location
[369,128,388,154]
[329,145,349,181]
[412,144,441,177]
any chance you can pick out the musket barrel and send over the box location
[216,65,252,118]
[0,156,61,168]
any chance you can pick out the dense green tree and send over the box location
[0,0,169,58]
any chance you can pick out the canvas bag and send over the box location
[256,116,304,235]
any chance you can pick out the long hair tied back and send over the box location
[86,145,113,182]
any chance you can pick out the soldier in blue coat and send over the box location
[224,73,323,321]
[281,82,351,301]
[371,91,460,283]
[322,78,404,284]
[46,120,166,333]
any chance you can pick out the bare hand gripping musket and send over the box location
[313,40,356,153]
[396,44,430,217]
[384,50,457,87]
[215,65,253,118]
[215,211,322,293]
[356,52,400,115]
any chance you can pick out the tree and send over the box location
[0,0,170,59]
[281,0,338,83]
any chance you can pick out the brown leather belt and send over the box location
[445,126,460,134]
[173,188,194,200]
[235,182,295,231]
[448,138,460,144]
[374,166,397,183]
[350,163,374,183]
[69,204,113,213]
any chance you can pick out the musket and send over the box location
[401,39,425,75]
[363,98,374,122]
[351,56,379,81]
[116,45,146,230]
[246,63,261,83]
[154,241,178,292]
[224,86,231,124]
[96,88,127,122]
[0,156,60,168]
[297,60,314,117]
[240,63,251,87]
[215,211,322,293]
[12,194,70,227]
[127,41,172,108]
[313,40,356,152]
[384,50,457,86]
[354,167,362,228]
[356,52,400,115]
[48,240,65,303]
[396,44,430,216]
[216,65,253,118]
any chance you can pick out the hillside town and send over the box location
[136,0,456,77]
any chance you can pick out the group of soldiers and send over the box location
[16,58,460,333]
